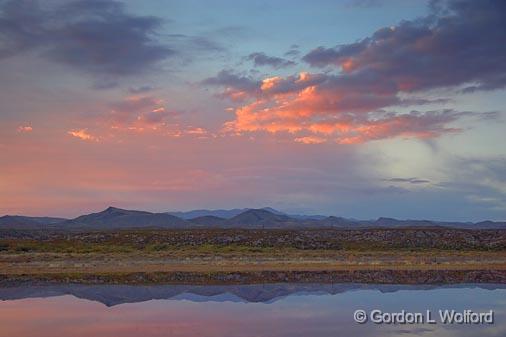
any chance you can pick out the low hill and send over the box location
[0,215,67,229]
[0,216,43,229]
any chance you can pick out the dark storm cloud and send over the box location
[0,0,173,75]
[246,52,295,69]
[303,0,506,93]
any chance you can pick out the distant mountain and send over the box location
[0,215,67,229]
[168,207,286,219]
[168,208,248,219]
[473,220,506,229]
[226,209,295,228]
[1,207,505,230]
[61,207,189,229]
[368,217,506,229]
[188,215,227,227]
[373,217,438,228]
[290,214,327,220]
[30,216,68,224]
[0,216,42,229]
[169,207,327,221]
[314,216,364,228]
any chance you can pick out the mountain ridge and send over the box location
[1,207,505,230]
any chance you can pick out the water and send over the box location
[0,283,505,337]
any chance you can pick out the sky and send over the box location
[0,0,505,221]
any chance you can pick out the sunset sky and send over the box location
[1,0,505,220]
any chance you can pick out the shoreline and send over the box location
[2,249,506,284]
[2,228,506,285]
[2,250,506,273]
[2,269,506,286]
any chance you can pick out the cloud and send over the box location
[67,129,98,142]
[384,177,431,184]
[91,80,119,90]
[108,95,174,129]
[211,71,464,143]
[303,0,506,92]
[128,85,156,94]
[0,0,173,75]
[83,95,212,138]
[246,52,295,69]
[201,70,259,91]
[203,1,505,144]
[284,45,300,58]
[16,125,32,133]
[294,136,326,144]
[437,156,506,214]
[201,70,260,101]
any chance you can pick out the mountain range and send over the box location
[0,207,505,230]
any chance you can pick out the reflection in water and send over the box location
[0,283,505,337]
[1,283,506,306]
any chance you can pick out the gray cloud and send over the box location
[303,0,506,93]
[0,0,219,76]
[284,46,300,58]
[384,177,431,184]
[128,85,156,94]
[201,70,260,91]
[246,52,295,69]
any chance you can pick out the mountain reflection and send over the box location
[1,283,505,306]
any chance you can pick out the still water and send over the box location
[0,283,505,337]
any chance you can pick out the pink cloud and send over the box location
[294,136,326,144]
[108,95,174,129]
[67,129,99,142]
[17,125,33,133]
[216,72,463,144]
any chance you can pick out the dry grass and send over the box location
[2,249,506,275]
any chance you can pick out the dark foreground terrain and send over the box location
[1,228,506,284]
[2,227,506,250]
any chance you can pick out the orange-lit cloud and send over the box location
[186,127,207,136]
[67,129,98,142]
[294,136,326,144]
[17,126,33,133]
[261,76,282,91]
[218,72,464,144]
[68,95,212,141]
